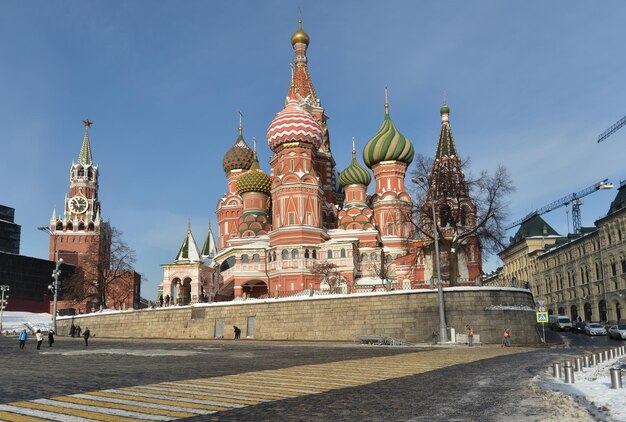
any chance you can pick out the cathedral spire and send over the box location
[201,220,218,259]
[78,119,93,165]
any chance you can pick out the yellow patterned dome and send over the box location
[236,155,271,196]
[291,19,310,46]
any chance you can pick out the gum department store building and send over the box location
[159,21,482,303]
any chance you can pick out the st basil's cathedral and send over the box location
[159,20,482,303]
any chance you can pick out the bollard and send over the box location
[597,352,604,363]
[552,362,561,378]
[564,361,575,384]
[610,368,622,389]
[610,349,615,359]
[574,357,582,372]
[582,355,589,368]
[603,350,609,361]
[591,354,597,366]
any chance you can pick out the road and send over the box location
[0,333,622,421]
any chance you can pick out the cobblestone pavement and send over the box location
[0,335,615,421]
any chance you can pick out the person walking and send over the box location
[503,328,512,347]
[233,326,241,340]
[35,329,44,350]
[83,328,91,346]
[76,325,82,337]
[18,329,28,349]
[48,329,55,347]
[165,295,170,306]
[70,324,76,337]
[159,295,164,307]
[466,325,474,347]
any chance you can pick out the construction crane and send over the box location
[506,179,614,234]
[597,115,626,143]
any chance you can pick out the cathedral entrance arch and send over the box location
[241,280,268,299]
[180,278,192,305]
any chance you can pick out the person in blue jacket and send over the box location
[18,329,28,349]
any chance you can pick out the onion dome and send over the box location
[236,154,271,195]
[222,128,254,173]
[363,100,414,169]
[339,139,371,187]
[291,19,310,46]
[266,96,323,152]
[440,103,450,115]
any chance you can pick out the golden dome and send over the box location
[291,19,310,46]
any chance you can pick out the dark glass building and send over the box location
[0,205,20,254]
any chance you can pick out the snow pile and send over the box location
[538,355,626,421]
[484,304,535,312]
[1,311,52,334]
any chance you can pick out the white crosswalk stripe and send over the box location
[105,389,247,408]
[33,398,176,421]
[0,404,100,422]
[71,393,215,414]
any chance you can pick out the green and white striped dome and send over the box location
[363,103,414,168]
[339,156,371,187]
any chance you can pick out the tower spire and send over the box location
[352,136,356,159]
[238,111,243,136]
[384,87,390,116]
[78,119,93,165]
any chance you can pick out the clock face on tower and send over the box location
[68,195,88,214]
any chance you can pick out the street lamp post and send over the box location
[37,226,62,333]
[413,176,448,343]
[0,285,9,334]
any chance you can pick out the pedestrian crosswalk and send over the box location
[0,346,526,421]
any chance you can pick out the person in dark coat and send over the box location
[233,326,241,340]
[159,295,164,307]
[165,294,170,306]
[48,329,55,347]
[76,325,82,337]
[83,328,91,346]
[70,324,76,337]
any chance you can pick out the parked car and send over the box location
[608,324,626,340]
[584,322,607,336]
[571,322,586,334]
[549,315,573,331]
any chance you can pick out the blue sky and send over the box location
[2,2,625,299]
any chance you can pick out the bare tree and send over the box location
[410,153,514,285]
[64,225,137,309]
[309,261,344,293]
[367,250,394,291]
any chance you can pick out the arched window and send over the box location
[267,253,272,262]
[281,250,289,260]
[78,167,85,178]
[78,222,85,231]
[304,249,310,259]
[241,254,249,264]
[327,250,333,259]
[460,206,468,226]
[371,252,377,261]
[386,254,393,265]
[252,254,260,263]
[291,249,299,259]
[387,223,394,236]
[87,168,93,179]
[273,251,277,261]
[361,253,367,262]
[312,250,317,259]
[340,248,346,258]
[56,222,63,230]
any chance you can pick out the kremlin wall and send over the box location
[57,288,542,344]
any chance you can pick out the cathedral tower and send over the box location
[338,138,374,230]
[236,152,272,237]
[216,118,254,249]
[363,94,415,251]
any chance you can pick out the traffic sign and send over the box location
[536,312,548,323]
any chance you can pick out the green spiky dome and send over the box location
[440,104,450,114]
[236,156,271,195]
[339,157,371,187]
[363,105,414,168]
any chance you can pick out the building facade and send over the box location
[44,121,141,314]
[499,182,626,323]
[199,21,483,301]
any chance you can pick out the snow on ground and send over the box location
[537,354,626,421]
[0,311,52,334]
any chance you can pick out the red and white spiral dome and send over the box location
[266,97,323,152]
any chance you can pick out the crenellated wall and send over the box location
[58,288,542,344]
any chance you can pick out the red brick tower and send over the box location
[289,19,342,228]
[216,118,255,249]
[267,92,326,246]
[363,94,415,252]
[47,120,104,266]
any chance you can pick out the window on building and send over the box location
[281,250,289,260]
[621,258,626,274]
[386,254,393,265]
[252,254,260,263]
[289,214,295,225]
[312,250,317,259]
[340,248,346,258]
[241,254,249,264]
[611,261,617,277]
[291,249,299,259]
[327,250,333,259]
[361,253,367,262]
[304,249,310,259]
[387,223,394,236]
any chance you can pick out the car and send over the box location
[549,315,573,331]
[571,321,586,334]
[608,324,626,340]
[584,322,607,336]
